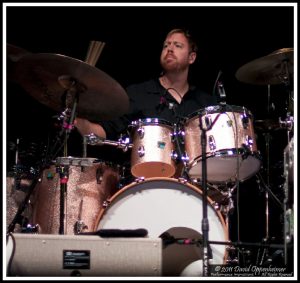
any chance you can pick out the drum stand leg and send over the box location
[255,172,284,266]
[7,138,44,234]
[7,174,42,235]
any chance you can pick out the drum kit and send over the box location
[6,45,294,276]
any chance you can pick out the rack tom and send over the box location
[129,118,177,178]
[184,105,261,183]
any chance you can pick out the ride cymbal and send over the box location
[14,53,129,121]
[236,48,294,85]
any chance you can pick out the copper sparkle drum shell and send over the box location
[184,105,261,183]
[130,118,176,178]
[31,163,120,235]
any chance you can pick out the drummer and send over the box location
[75,28,217,141]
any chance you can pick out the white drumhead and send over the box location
[96,178,228,275]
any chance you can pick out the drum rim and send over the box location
[129,118,173,128]
[188,151,262,183]
[93,177,229,238]
[186,104,253,120]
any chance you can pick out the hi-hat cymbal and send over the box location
[254,119,282,132]
[14,53,129,121]
[236,48,294,85]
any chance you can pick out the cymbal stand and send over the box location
[257,129,271,265]
[256,83,281,265]
[56,77,80,234]
[277,61,294,267]
[279,59,294,137]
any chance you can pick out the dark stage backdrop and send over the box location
[4,4,295,268]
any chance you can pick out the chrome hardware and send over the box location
[208,135,216,151]
[137,127,145,139]
[138,145,145,157]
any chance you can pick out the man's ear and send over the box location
[189,52,196,64]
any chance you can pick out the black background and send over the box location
[5,4,296,266]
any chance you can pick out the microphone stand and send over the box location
[198,111,221,276]
[197,80,227,275]
[199,117,210,276]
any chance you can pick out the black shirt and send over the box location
[101,78,218,140]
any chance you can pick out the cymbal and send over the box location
[7,44,31,62]
[14,53,129,120]
[236,48,294,85]
[254,119,282,132]
[7,44,32,82]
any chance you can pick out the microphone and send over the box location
[79,228,148,238]
[212,70,222,97]
[217,81,226,106]
[160,232,203,247]
[213,70,227,107]
[157,90,169,112]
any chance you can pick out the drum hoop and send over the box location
[130,118,173,128]
[93,177,229,238]
[186,105,253,120]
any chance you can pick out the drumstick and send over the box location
[85,40,106,66]
[85,40,97,65]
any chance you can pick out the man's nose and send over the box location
[167,44,174,52]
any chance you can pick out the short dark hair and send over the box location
[165,28,198,53]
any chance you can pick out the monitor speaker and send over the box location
[6,233,162,277]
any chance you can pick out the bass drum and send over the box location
[94,177,228,276]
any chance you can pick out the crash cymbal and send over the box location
[236,48,293,85]
[7,44,31,62]
[7,44,32,82]
[14,53,129,120]
[254,119,282,132]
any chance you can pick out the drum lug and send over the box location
[172,129,185,144]
[135,177,145,183]
[74,220,88,234]
[245,135,254,149]
[96,167,104,184]
[204,115,212,128]
[171,150,178,161]
[178,177,188,184]
[181,152,189,164]
[208,135,216,151]
[241,113,250,129]
[21,223,40,233]
[102,199,111,208]
[138,145,145,157]
[137,126,145,139]
[212,201,220,211]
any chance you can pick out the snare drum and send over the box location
[94,177,228,276]
[130,118,176,178]
[184,105,261,183]
[31,162,120,235]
